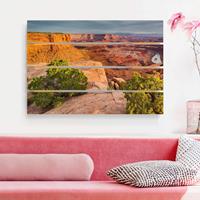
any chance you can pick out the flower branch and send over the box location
[191,31,200,77]
[168,13,200,78]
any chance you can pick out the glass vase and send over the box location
[187,100,200,134]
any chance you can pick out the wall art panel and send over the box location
[27,20,163,114]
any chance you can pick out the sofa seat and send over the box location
[0,181,194,200]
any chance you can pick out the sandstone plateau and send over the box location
[27,32,72,43]
[27,32,163,66]
[45,92,126,114]
[27,32,163,43]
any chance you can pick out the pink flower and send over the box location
[168,12,185,31]
[184,20,200,37]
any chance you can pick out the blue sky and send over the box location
[27,20,163,35]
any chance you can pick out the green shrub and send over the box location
[30,93,65,109]
[125,92,154,114]
[120,72,163,91]
[28,60,88,109]
[48,59,68,66]
[122,72,163,114]
[28,76,46,90]
[46,68,88,90]
[152,93,163,114]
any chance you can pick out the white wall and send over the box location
[0,0,199,137]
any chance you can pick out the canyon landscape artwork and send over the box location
[27,20,163,114]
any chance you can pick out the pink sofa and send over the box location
[0,136,199,200]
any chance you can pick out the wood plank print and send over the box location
[27,20,163,114]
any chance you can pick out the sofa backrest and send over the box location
[0,137,178,180]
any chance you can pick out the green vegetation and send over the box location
[28,60,88,109]
[121,72,163,114]
[30,93,65,109]
[48,59,69,66]
[121,72,163,91]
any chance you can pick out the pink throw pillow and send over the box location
[0,154,94,180]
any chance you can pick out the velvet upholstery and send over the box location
[0,137,192,200]
[0,181,187,200]
[0,154,94,180]
[0,137,178,180]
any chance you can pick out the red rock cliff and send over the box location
[27,33,88,64]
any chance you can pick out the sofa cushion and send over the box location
[107,160,199,187]
[176,136,200,170]
[0,154,94,180]
[0,181,190,200]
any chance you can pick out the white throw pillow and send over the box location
[107,160,199,188]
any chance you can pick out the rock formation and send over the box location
[27,63,47,80]
[27,33,163,66]
[27,60,108,91]
[70,60,108,90]
[27,44,88,64]
[82,44,163,66]
[110,77,126,90]
[27,33,88,64]
[27,32,71,42]
[45,92,126,114]
[27,32,163,43]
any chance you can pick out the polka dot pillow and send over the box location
[107,160,199,188]
[176,136,200,170]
